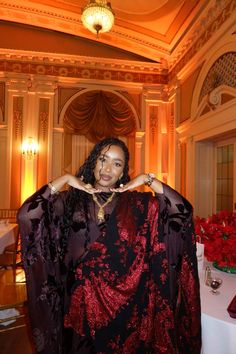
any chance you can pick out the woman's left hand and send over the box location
[110,174,147,192]
[110,173,163,194]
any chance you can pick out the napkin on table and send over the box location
[0,308,20,326]
[227,295,236,319]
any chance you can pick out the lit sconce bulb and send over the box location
[22,137,39,159]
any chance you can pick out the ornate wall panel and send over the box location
[0,130,8,207]
[51,131,63,180]
[147,105,159,179]
[11,96,23,208]
[37,98,49,188]
[167,105,175,186]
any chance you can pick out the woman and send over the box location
[18,137,201,354]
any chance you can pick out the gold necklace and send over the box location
[92,192,115,222]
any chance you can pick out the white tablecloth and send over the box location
[0,223,17,254]
[199,266,236,354]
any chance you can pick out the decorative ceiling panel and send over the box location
[0,0,234,73]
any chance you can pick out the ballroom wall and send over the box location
[175,29,236,216]
[0,57,173,208]
[0,9,235,217]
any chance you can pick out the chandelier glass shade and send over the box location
[81,0,114,36]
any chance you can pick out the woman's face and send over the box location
[93,144,125,191]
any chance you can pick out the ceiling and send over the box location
[0,0,233,70]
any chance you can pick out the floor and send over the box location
[0,324,35,354]
[0,268,35,354]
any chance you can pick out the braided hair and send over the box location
[60,137,130,256]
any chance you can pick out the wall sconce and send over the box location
[22,137,39,159]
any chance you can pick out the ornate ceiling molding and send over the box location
[169,0,235,73]
[0,49,168,84]
[0,0,234,76]
[0,0,170,62]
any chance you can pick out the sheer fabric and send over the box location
[17,184,201,354]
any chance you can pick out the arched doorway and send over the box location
[60,89,140,175]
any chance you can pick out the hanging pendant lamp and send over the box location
[81,0,115,37]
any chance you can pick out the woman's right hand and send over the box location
[49,174,101,194]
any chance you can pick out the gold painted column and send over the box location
[37,98,49,188]
[12,97,23,207]
[142,86,173,186]
[135,131,145,176]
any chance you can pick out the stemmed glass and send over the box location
[210,277,223,295]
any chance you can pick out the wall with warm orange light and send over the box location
[0,12,235,216]
[179,65,203,124]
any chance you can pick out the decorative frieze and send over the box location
[0,49,168,85]
[169,0,236,78]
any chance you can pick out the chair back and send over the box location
[0,224,21,281]
[0,209,18,223]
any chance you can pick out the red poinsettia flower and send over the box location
[194,211,236,267]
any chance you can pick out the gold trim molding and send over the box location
[0,49,168,84]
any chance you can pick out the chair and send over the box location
[0,208,19,254]
[0,209,20,260]
[0,209,18,224]
[0,226,22,281]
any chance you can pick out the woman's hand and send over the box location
[68,175,102,194]
[110,173,164,194]
[110,174,148,192]
[49,174,101,194]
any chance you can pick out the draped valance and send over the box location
[64,90,136,142]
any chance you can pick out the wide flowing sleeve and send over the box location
[156,183,201,354]
[17,185,66,354]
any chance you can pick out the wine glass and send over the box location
[210,277,223,295]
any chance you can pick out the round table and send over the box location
[199,264,236,354]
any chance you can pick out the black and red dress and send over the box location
[18,183,201,354]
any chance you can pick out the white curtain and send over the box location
[72,135,94,175]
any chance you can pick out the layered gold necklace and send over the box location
[92,192,115,222]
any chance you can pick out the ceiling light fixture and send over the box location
[81,0,114,37]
